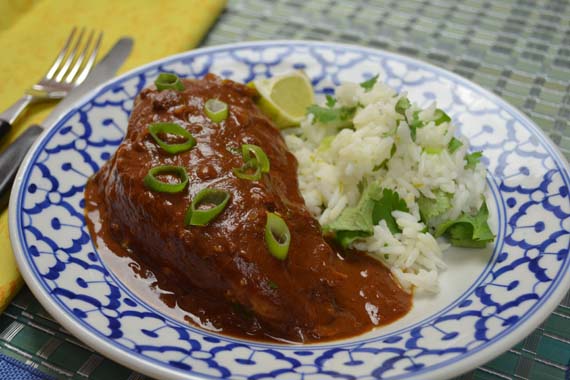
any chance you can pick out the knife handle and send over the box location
[0,119,11,141]
[0,125,44,211]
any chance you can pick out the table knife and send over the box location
[0,37,134,211]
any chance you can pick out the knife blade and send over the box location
[0,37,134,210]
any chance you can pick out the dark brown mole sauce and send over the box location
[84,74,411,344]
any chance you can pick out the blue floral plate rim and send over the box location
[9,40,570,380]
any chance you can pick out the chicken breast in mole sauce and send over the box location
[85,73,411,343]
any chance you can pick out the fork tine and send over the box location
[44,27,77,80]
[54,28,85,82]
[64,30,94,84]
[75,31,103,85]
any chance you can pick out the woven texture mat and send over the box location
[1,0,569,379]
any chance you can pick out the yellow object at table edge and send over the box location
[0,0,227,312]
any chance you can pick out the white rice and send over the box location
[284,79,487,293]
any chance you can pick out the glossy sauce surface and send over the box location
[85,74,411,343]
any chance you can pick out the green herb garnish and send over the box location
[144,165,189,193]
[395,97,411,115]
[433,109,451,125]
[371,188,409,234]
[408,111,424,141]
[434,202,494,248]
[154,73,184,91]
[465,151,483,169]
[185,188,231,226]
[204,99,229,123]
[418,190,452,224]
[324,184,409,248]
[232,144,270,181]
[325,94,337,108]
[448,137,463,154]
[242,144,270,172]
[324,183,379,248]
[148,122,196,154]
[265,212,291,260]
[360,74,379,92]
[307,104,356,129]
[233,159,262,181]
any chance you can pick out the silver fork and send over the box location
[0,27,103,139]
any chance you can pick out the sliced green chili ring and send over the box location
[204,99,228,122]
[241,144,270,173]
[265,212,291,260]
[433,108,451,125]
[154,73,184,91]
[144,165,188,193]
[232,158,262,181]
[148,122,196,154]
[185,188,230,226]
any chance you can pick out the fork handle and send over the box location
[0,125,44,211]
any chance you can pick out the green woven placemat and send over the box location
[1,1,569,379]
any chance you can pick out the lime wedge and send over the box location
[250,71,314,128]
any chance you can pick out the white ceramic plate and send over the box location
[10,41,570,380]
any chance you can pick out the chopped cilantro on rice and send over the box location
[284,76,493,293]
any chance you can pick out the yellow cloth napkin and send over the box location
[0,0,226,311]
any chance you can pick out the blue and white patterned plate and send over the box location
[9,41,570,380]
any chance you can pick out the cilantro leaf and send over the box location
[325,185,410,247]
[329,183,381,232]
[307,104,356,129]
[360,74,379,92]
[325,94,337,108]
[418,190,452,223]
[465,151,483,169]
[408,110,424,141]
[434,201,494,247]
[433,109,451,125]
[324,186,377,248]
[447,224,488,248]
[448,137,463,154]
[371,189,409,234]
